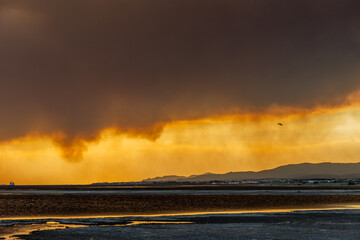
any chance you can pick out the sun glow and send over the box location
[1,95,360,184]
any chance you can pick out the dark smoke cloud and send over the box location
[1,0,360,145]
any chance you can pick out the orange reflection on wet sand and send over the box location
[2,204,360,221]
[0,221,87,240]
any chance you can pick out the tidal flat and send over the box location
[2,210,360,240]
[1,185,360,239]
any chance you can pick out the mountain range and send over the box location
[143,162,360,182]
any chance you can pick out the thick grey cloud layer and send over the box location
[1,0,360,141]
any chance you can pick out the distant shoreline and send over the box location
[2,184,360,191]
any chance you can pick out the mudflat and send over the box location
[1,193,360,217]
[2,186,360,239]
[8,209,360,240]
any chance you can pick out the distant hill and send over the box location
[143,162,360,182]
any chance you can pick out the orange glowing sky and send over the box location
[1,92,360,184]
[1,1,360,184]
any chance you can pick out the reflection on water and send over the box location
[1,204,360,239]
[113,221,193,226]
[2,204,360,221]
[0,221,87,240]
[0,221,192,239]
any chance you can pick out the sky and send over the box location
[1,0,360,184]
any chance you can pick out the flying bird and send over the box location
[278,123,283,126]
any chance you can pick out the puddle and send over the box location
[116,221,192,226]
[0,221,193,239]
[0,221,87,240]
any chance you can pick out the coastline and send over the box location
[3,208,360,240]
[2,186,360,239]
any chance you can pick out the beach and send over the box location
[1,185,360,239]
[2,193,360,218]
[2,209,360,240]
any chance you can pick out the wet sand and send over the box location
[2,193,360,218]
[2,186,360,239]
[6,209,360,240]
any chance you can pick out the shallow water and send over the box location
[1,203,360,221]
[0,222,88,240]
[0,219,192,239]
[2,202,360,239]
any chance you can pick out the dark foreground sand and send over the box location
[5,209,360,240]
[2,190,360,239]
[2,194,360,217]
